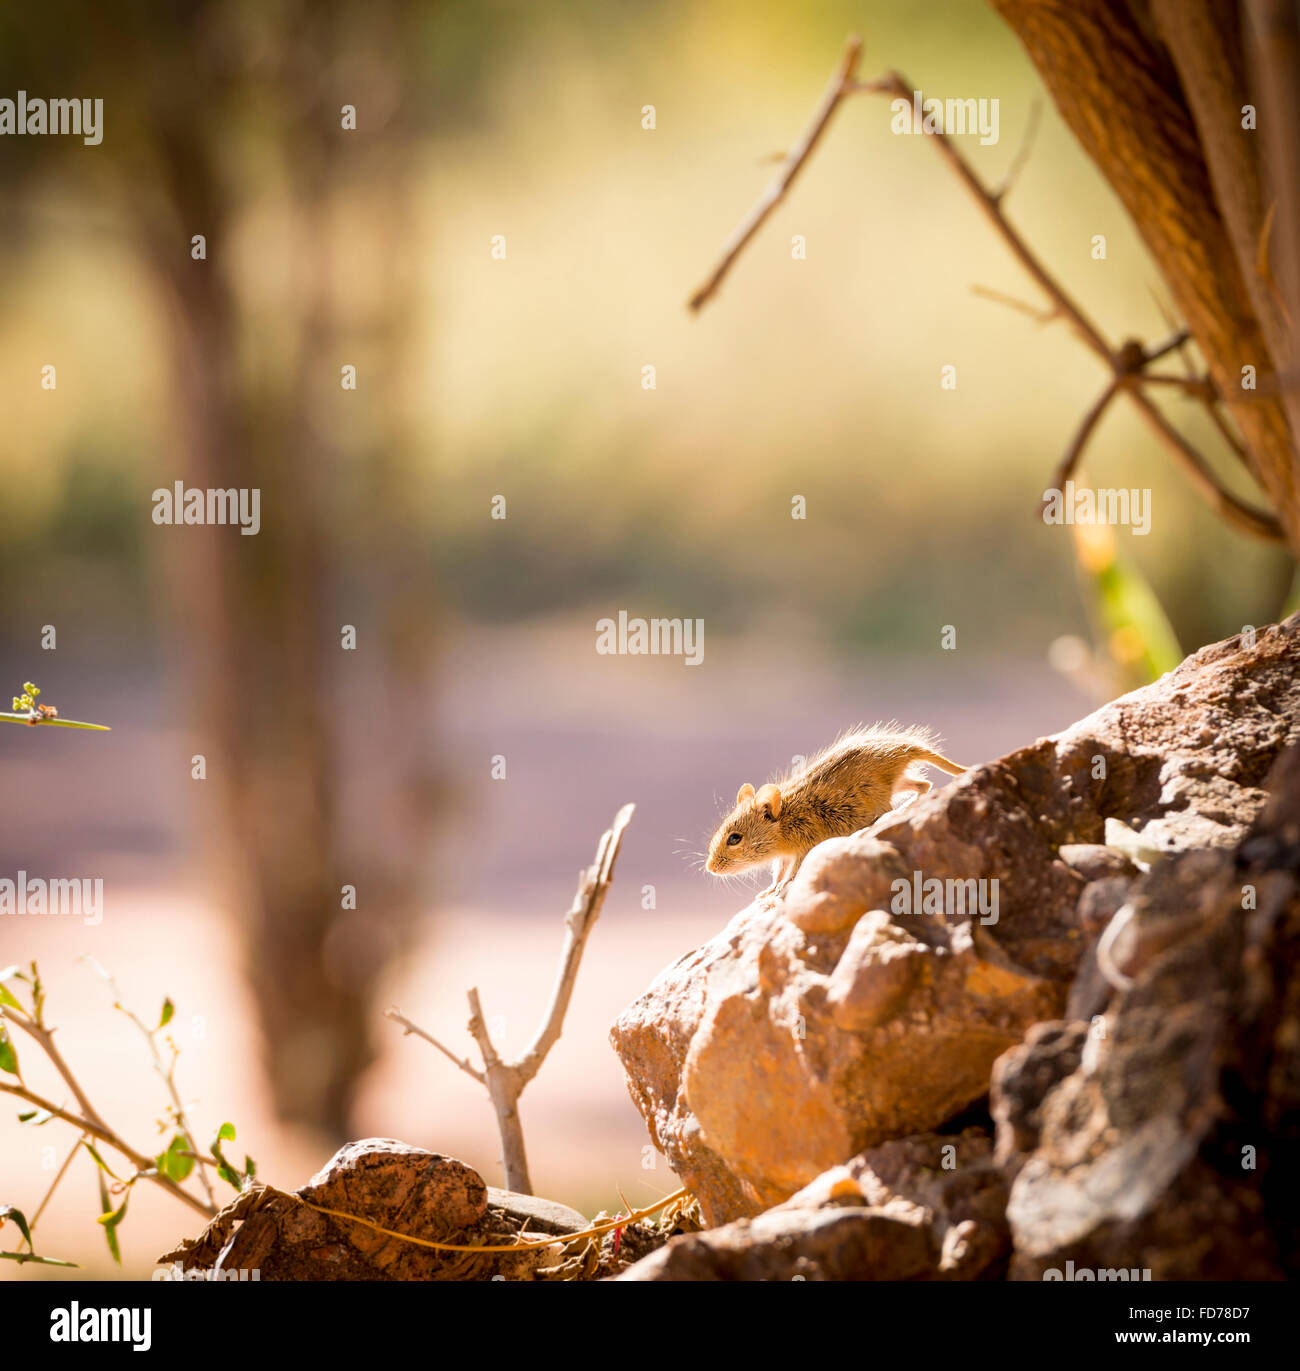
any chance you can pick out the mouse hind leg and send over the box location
[891,774,931,806]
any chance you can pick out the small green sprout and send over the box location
[0,681,110,731]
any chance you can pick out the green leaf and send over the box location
[0,973,25,1014]
[0,1204,32,1250]
[96,1173,122,1266]
[157,1135,194,1184]
[1098,559,1182,678]
[0,1250,79,1267]
[0,1027,18,1076]
[29,963,44,1019]
[97,1197,129,1228]
[244,1155,257,1180]
[1074,531,1182,686]
[17,1108,53,1125]
[210,1122,244,1189]
[158,998,174,1029]
[82,1140,121,1181]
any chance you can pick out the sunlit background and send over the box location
[2,0,1294,1277]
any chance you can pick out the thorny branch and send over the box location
[0,1016,216,1222]
[29,1137,82,1230]
[86,960,217,1209]
[388,803,635,1195]
[687,36,863,312]
[688,34,1285,544]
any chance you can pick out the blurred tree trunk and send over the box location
[991,0,1300,556]
[144,130,358,1136]
[131,4,434,1136]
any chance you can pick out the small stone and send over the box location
[486,1188,589,1236]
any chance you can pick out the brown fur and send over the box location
[704,723,967,899]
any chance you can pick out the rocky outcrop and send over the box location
[615,1128,1008,1281]
[611,617,1300,1227]
[993,742,1300,1281]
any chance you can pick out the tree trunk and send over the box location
[136,17,433,1136]
[991,0,1300,554]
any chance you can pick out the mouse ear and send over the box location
[736,782,756,806]
[755,783,782,819]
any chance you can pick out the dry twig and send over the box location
[688,36,1285,544]
[388,803,635,1194]
[688,37,863,312]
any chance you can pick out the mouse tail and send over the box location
[910,747,967,776]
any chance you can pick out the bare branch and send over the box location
[1137,373,1214,394]
[514,802,634,1088]
[970,283,1060,324]
[0,1081,214,1220]
[1150,290,1200,376]
[383,1009,484,1084]
[9,1015,109,1134]
[465,985,530,1190]
[94,969,216,1209]
[685,41,1285,542]
[1204,400,1253,466]
[1143,328,1193,365]
[390,804,636,1194]
[992,98,1043,205]
[1126,387,1284,539]
[464,987,502,1074]
[878,72,1284,540]
[881,71,1115,359]
[29,1137,83,1231]
[2,987,222,1221]
[1045,377,1124,497]
[688,36,863,312]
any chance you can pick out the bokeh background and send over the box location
[2,0,1294,1277]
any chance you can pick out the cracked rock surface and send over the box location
[612,617,1300,1230]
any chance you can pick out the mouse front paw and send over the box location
[762,880,793,908]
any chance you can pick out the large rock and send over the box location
[611,618,1300,1224]
[615,1128,1008,1281]
[993,741,1300,1280]
[159,1139,574,1280]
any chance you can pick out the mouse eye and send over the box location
[726,832,742,846]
